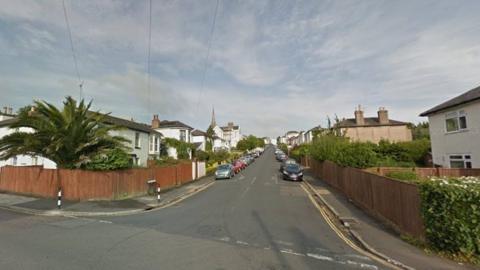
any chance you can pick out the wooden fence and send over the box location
[0,163,193,201]
[365,167,480,179]
[303,157,425,239]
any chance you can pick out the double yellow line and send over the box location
[300,183,401,270]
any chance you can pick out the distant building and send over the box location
[208,107,241,151]
[151,114,193,159]
[336,106,412,144]
[192,129,208,151]
[420,85,480,168]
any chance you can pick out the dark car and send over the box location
[280,159,296,172]
[282,163,303,181]
[215,164,235,180]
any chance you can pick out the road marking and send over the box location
[240,186,250,198]
[274,240,293,246]
[236,240,249,246]
[239,174,245,180]
[300,184,399,270]
[280,249,305,257]
[218,237,230,242]
[251,177,256,184]
[275,175,279,184]
[306,253,334,261]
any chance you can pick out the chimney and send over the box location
[378,107,389,125]
[228,122,234,128]
[8,107,12,115]
[3,107,7,114]
[28,106,36,116]
[354,105,365,125]
[151,114,161,129]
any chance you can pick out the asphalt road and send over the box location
[0,147,385,270]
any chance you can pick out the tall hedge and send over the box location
[419,177,480,258]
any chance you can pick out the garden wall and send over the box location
[366,167,480,179]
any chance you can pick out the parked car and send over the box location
[276,153,287,161]
[232,160,244,174]
[282,163,303,181]
[215,164,235,180]
[280,159,296,172]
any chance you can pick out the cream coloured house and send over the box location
[420,86,480,168]
[336,106,412,144]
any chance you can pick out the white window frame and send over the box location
[135,132,141,148]
[154,136,159,152]
[445,110,468,133]
[179,130,186,142]
[449,154,472,169]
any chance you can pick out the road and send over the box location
[0,147,385,270]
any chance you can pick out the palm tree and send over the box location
[0,96,129,169]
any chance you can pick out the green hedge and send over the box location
[419,177,480,259]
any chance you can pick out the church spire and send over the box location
[211,106,216,127]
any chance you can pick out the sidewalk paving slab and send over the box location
[304,172,478,270]
[0,175,214,217]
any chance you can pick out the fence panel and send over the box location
[308,159,424,238]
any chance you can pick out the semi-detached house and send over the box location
[420,86,480,168]
[0,111,162,168]
[151,114,194,159]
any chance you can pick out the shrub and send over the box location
[385,171,418,182]
[419,177,480,259]
[195,150,209,161]
[290,144,310,162]
[334,142,378,168]
[84,148,131,171]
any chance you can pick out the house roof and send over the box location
[0,113,163,136]
[286,130,298,134]
[191,129,207,136]
[307,125,322,133]
[420,85,480,116]
[221,125,239,131]
[0,118,18,127]
[158,120,193,130]
[336,117,409,128]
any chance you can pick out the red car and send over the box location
[232,160,245,173]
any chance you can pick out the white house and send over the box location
[221,122,241,148]
[102,114,161,167]
[192,129,208,151]
[420,85,480,168]
[0,118,57,168]
[151,114,194,159]
[0,112,160,168]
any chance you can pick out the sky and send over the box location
[1,0,480,138]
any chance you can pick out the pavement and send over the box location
[303,171,479,270]
[0,147,389,270]
[0,175,215,217]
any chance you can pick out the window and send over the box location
[135,132,140,148]
[12,156,17,166]
[180,130,186,142]
[32,156,38,166]
[445,110,467,132]
[155,136,159,152]
[449,154,472,168]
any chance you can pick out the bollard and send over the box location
[157,187,161,202]
[57,188,62,209]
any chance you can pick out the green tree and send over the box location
[84,148,131,170]
[236,135,264,151]
[0,97,129,169]
[205,125,215,151]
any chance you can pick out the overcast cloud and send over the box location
[2,0,480,137]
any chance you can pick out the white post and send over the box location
[57,188,62,209]
[157,187,161,202]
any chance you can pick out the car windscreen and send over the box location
[285,164,301,172]
[218,165,230,170]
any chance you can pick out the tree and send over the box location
[236,135,264,151]
[205,125,215,151]
[409,122,430,140]
[0,97,129,169]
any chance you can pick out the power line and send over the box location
[195,0,220,114]
[146,0,152,114]
[62,0,83,101]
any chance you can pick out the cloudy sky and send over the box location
[1,0,480,138]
